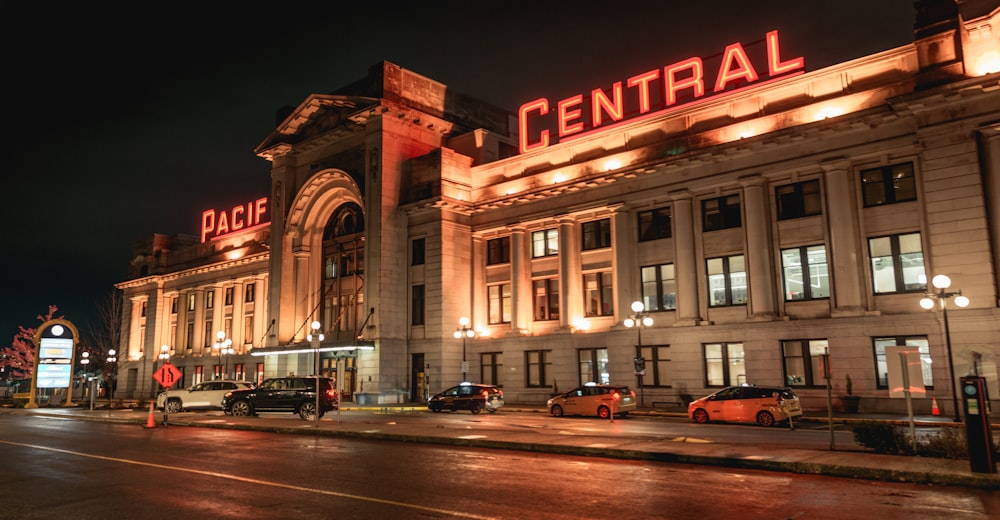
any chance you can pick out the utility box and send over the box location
[960,376,996,474]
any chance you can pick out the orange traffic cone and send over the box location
[931,397,940,416]
[145,401,157,428]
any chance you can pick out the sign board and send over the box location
[37,337,73,389]
[153,363,183,389]
[887,346,927,398]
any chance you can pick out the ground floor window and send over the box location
[481,352,503,386]
[637,345,672,387]
[577,348,609,385]
[873,336,931,389]
[781,339,828,387]
[526,350,552,388]
[703,342,744,387]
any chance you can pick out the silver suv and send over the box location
[156,380,254,413]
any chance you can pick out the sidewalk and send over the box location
[4,403,998,490]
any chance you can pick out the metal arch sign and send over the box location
[153,363,182,389]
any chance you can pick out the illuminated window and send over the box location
[702,195,741,231]
[488,283,511,324]
[781,339,828,387]
[637,345,673,387]
[781,245,829,301]
[638,207,671,241]
[411,238,425,266]
[480,352,503,387]
[641,263,675,311]
[776,179,822,220]
[526,350,552,388]
[243,315,253,344]
[873,336,931,389]
[862,163,916,207]
[487,236,510,265]
[703,342,745,387]
[583,271,614,316]
[531,229,559,258]
[577,348,609,385]
[868,233,926,294]
[581,218,611,250]
[187,293,196,312]
[205,290,214,309]
[706,255,747,307]
[533,278,559,321]
[224,287,234,306]
[411,285,425,326]
[245,283,255,303]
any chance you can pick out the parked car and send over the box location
[687,385,803,427]
[547,383,637,418]
[427,383,504,414]
[156,380,255,413]
[222,376,338,420]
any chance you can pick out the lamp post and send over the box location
[307,320,324,425]
[156,345,170,400]
[454,317,475,383]
[920,274,969,423]
[213,331,234,380]
[106,349,117,401]
[80,351,93,410]
[623,301,653,407]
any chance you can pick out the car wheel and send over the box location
[756,411,775,427]
[487,407,498,414]
[469,402,481,414]
[230,400,252,417]
[692,408,709,423]
[597,405,611,419]
[299,401,318,420]
[550,405,564,417]
[165,400,182,414]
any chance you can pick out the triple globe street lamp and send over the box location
[919,274,969,423]
[454,317,475,383]
[213,331,234,380]
[623,301,653,406]
[307,320,325,424]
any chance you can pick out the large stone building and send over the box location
[116,1,1000,415]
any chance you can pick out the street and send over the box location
[1,410,997,519]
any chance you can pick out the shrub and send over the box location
[851,420,913,455]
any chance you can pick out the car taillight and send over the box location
[612,391,620,401]
[325,389,337,399]
[482,390,490,399]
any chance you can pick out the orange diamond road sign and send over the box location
[153,363,182,389]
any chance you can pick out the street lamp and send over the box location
[213,331,234,380]
[623,301,653,407]
[80,351,92,409]
[106,349,117,400]
[307,320,324,424]
[454,317,475,383]
[920,274,969,423]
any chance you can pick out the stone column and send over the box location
[510,227,531,333]
[740,175,777,319]
[558,216,581,329]
[822,159,866,316]
[670,190,702,326]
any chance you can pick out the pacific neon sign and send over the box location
[518,30,804,154]
[201,197,269,242]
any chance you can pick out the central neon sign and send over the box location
[518,30,804,154]
[201,197,269,242]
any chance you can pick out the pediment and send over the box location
[255,94,381,160]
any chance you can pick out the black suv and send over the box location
[427,383,504,414]
[222,376,338,420]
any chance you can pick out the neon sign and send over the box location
[518,30,804,154]
[201,197,268,242]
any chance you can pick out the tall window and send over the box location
[873,336,931,389]
[140,301,147,317]
[224,287,234,306]
[869,233,926,294]
[205,290,214,309]
[641,264,676,311]
[583,271,613,316]
[185,323,194,349]
[171,297,178,314]
[245,283,255,303]
[861,162,916,207]
[531,229,559,258]
[776,179,822,220]
[781,245,830,301]
[187,293,196,311]
[480,352,503,386]
[781,339,829,387]
[411,285,425,326]
[581,218,611,250]
[487,283,511,324]
[706,255,747,306]
[702,194,741,231]
[411,238,425,266]
[243,315,253,344]
[638,207,671,241]
[578,348,609,385]
[704,342,745,387]
[487,236,510,265]
[204,320,213,348]
[526,350,552,387]
[533,278,559,321]
[637,345,672,387]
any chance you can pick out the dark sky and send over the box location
[2,1,918,344]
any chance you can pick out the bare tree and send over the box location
[92,289,124,398]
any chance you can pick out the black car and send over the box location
[427,383,504,414]
[222,376,338,420]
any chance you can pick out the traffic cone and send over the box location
[144,401,157,428]
[931,397,940,416]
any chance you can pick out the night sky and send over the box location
[3,1,918,345]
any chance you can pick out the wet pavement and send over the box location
[4,402,998,490]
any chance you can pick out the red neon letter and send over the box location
[255,197,268,225]
[201,210,216,243]
[557,94,584,138]
[766,30,804,76]
[231,204,245,231]
[714,42,759,92]
[216,211,230,236]
[518,99,550,153]
[627,69,660,114]
[664,57,704,106]
[591,82,623,128]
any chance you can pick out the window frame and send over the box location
[487,236,511,265]
[706,254,747,307]
[411,237,425,266]
[640,263,676,311]
[702,194,742,231]
[525,350,552,388]
[637,345,672,388]
[637,207,672,241]
[487,283,512,325]
[703,342,745,387]
[775,179,822,220]
[531,229,559,258]
[868,232,926,294]
[583,271,614,317]
[780,245,830,301]
[873,336,932,390]
[581,218,611,251]
[411,284,425,326]
[861,162,917,207]
[577,347,610,385]
[780,339,829,387]
[532,278,560,321]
